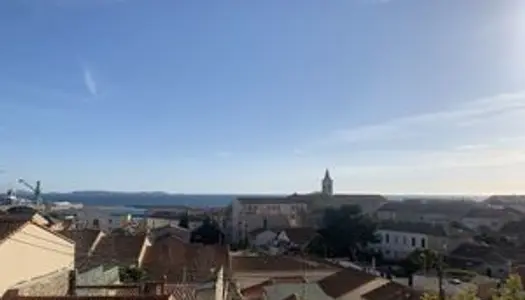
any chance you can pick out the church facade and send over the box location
[228,170,387,243]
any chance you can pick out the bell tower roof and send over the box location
[323,169,331,180]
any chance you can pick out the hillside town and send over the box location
[2,170,525,300]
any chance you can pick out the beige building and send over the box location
[0,217,75,296]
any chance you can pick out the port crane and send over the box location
[17,178,43,206]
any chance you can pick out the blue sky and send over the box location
[0,0,524,194]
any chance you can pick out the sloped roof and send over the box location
[317,268,377,298]
[499,220,525,234]
[464,207,522,219]
[149,225,191,243]
[362,281,422,300]
[241,276,306,299]
[378,221,448,237]
[231,255,337,272]
[281,228,318,245]
[237,196,309,205]
[448,243,508,265]
[484,195,525,205]
[59,229,102,263]
[263,283,331,300]
[377,201,475,216]
[142,235,228,282]
[81,232,147,270]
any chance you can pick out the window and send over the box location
[385,234,390,243]
[411,237,416,247]
[421,238,426,248]
[403,236,407,245]
[394,235,399,244]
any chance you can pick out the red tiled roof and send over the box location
[362,282,422,300]
[317,268,377,299]
[231,256,336,272]
[281,228,318,245]
[241,276,306,298]
[80,232,147,271]
[58,229,102,264]
[142,235,228,282]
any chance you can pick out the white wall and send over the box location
[373,230,429,260]
[0,223,75,295]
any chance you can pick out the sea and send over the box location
[39,192,489,209]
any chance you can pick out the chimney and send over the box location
[67,270,77,296]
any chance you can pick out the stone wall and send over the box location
[76,265,120,296]
[14,268,70,296]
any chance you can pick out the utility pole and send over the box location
[438,244,448,300]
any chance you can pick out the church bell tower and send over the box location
[322,169,333,196]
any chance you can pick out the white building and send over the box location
[372,222,451,260]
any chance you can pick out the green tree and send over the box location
[420,273,525,300]
[493,274,524,300]
[119,266,147,283]
[308,205,378,259]
[402,249,439,287]
[190,217,225,245]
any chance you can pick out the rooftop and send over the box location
[317,268,378,299]
[378,221,448,237]
[362,281,423,300]
[231,255,338,273]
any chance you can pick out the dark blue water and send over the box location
[41,192,237,207]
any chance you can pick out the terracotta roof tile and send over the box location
[448,243,507,265]
[231,256,337,272]
[362,282,422,300]
[317,268,377,298]
[280,228,318,245]
[58,229,102,264]
[81,232,147,270]
[241,276,306,299]
[142,235,228,282]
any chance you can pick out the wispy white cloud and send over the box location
[324,91,525,147]
[297,90,525,189]
[83,67,98,97]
